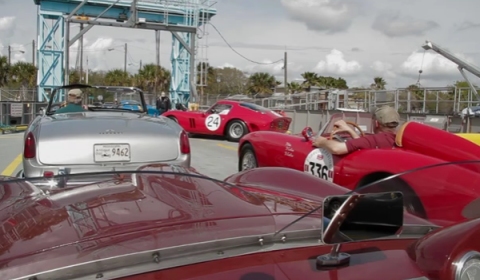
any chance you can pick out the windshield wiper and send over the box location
[273,159,480,236]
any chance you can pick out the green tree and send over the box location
[0,56,9,87]
[104,69,131,86]
[300,72,318,91]
[247,72,279,95]
[287,82,303,94]
[214,67,248,95]
[371,77,386,90]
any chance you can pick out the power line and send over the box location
[208,22,284,65]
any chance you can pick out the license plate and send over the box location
[94,144,131,162]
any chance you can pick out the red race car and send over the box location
[238,111,480,223]
[163,100,291,141]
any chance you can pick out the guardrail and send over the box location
[1,100,478,136]
[282,109,479,134]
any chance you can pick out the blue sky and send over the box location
[1,0,480,89]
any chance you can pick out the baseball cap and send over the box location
[68,88,83,98]
[374,105,400,125]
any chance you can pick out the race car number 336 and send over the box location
[304,148,334,182]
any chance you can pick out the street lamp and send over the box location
[107,45,127,74]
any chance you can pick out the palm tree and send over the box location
[8,61,37,100]
[0,56,9,87]
[137,63,171,94]
[300,72,318,91]
[247,72,279,95]
[104,69,131,86]
[371,77,386,90]
[287,82,303,94]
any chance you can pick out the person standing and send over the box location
[156,92,171,115]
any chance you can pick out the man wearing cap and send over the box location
[312,105,400,155]
[55,88,87,114]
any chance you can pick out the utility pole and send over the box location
[32,40,35,66]
[8,45,11,65]
[154,30,160,99]
[86,56,89,84]
[124,43,127,74]
[139,60,142,71]
[284,51,288,104]
[80,24,84,83]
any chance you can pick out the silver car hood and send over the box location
[36,112,182,165]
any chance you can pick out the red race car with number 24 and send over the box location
[163,100,291,142]
[238,111,480,226]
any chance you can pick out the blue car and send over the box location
[120,100,159,116]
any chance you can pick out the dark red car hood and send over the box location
[0,165,325,279]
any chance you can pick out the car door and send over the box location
[276,135,341,184]
[201,104,233,136]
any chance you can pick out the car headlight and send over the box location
[455,250,480,280]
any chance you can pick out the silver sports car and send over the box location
[21,84,191,180]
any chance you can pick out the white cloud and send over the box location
[0,16,15,38]
[371,61,396,79]
[372,11,439,37]
[400,51,475,81]
[69,37,115,71]
[218,63,235,69]
[314,49,362,76]
[9,43,26,63]
[0,16,15,30]
[280,0,358,33]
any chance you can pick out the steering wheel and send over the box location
[328,121,365,142]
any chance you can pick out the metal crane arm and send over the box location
[422,40,480,102]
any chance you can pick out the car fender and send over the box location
[240,131,308,168]
[224,167,350,201]
[339,149,480,224]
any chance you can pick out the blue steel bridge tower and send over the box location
[34,0,217,106]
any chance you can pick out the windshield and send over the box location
[239,102,270,112]
[1,162,479,278]
[46,85,147,114]
[317,112,376,137]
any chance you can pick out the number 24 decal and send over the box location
[309,162,329,180]
[207,116,219,127]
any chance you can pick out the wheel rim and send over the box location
[229,123,244,138]
[241,150,257,170]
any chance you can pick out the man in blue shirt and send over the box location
[55,89,87,114]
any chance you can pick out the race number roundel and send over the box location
[205,114,221,131]
[304,148,334,182]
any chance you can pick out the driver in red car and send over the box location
[313,105,400,155]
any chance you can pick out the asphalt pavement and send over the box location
[0,133,23,177]
[0,134,238,180]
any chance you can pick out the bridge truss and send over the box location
[34,0,217,106]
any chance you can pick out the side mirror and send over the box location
[302,127,314,141]
[321,191,404,244]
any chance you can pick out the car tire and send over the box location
[357,177,427,219]
[226,120,248,142]
[238,143,258,172]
